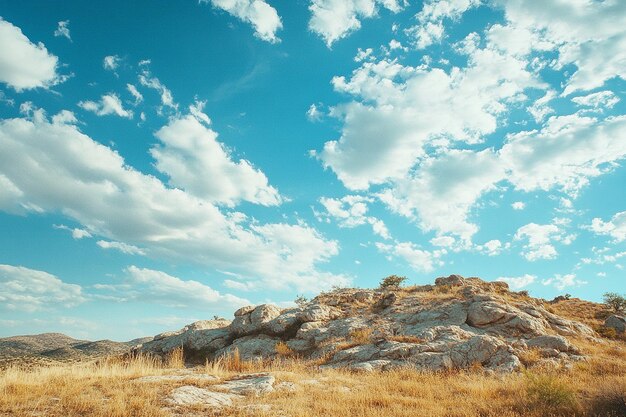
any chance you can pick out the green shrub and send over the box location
[379,275,407,290]
[525,372,578,413]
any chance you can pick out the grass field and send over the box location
[1,337,625,417]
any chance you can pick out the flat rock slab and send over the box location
[167,385,242,408]
[136,374,218,383]
[212,373,275,395]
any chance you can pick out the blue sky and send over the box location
[0,0,625,341]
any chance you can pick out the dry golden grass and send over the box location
[1,339,625,417]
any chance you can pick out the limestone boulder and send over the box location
[167,386,241,408]
[229,304,282,336]
[213,373,275,396]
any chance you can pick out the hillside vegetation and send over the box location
[1,275,625,416]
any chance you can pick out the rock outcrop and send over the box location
[605,315,626,334]
[137,275,596,372]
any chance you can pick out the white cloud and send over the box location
[407,0,480,49]
[306,103,323,121]
[52,110,78,125]
[501,115,626,196]
[589,211,626,243]
[223,279,257,291]
[572,91,620,110]
[514,222,572,261]
[527,90,556,123]
[97,240,146,255]
[309,0,406,47]
[78,93,134,118]
[493,0,626,95]
[126,84,143,105]
[318,195,390,239]
[430,235,456,248]
[480,239,503,256]
[377,149,504,241]
[138,69,177,109]
[376,241,444,272]
[151,113,282,206]
[497,274,536,290]
[201,0,282,43]
[53,224,92,239]
[511,201,525,210]
[354,47,373,62]
[54,20,71,41]
[321,48,542,190]
[121,266,249,308]
[0,110,347,293]
[0,264,85,312]
[103,55,121,71]
[0,18,61,91]
[542,274,586,291]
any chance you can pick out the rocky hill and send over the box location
[138,275,606,372]
[0,333,148,368]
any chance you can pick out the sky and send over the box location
[0,0,625,341]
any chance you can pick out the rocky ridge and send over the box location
[137,275,597,372]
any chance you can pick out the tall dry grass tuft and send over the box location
[524,371,579,415]
[349,328,373,345]
[164,346,185,369]
[275,341,296,358]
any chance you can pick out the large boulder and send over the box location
[605,315,626,333]
[229,304,282,336]
[435,274,466,286]
[167,386,241,408]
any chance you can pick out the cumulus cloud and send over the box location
[0,109,347,292]
[150,112,282,207]
[542,274,586,291]
[0,264,85,312]
[479,239,504,257]
[318,195,390,239]
[306,103,323,121]
[53,224,92,239]
[320,48,542,190]
[0,18,61,90]
[103,55,121,71]
[201,0,282,43]
[407,0,480,49]
[588,211,626,243]
[78,93,134,118]
[493,0,626,95]
[377,149,504,242]
[572,91,620,110]
[309,0,406,47]
[511,202,525,210]
[54,20,71,41]
[514,222,574,261]
[501,115,626,196]
[376,241,444,272]
[496,274,536,290]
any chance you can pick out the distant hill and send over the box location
[0,333,152,368]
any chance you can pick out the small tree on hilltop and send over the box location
[379,275,407,290]
[294,295,308,307]
[603,292,626,312]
